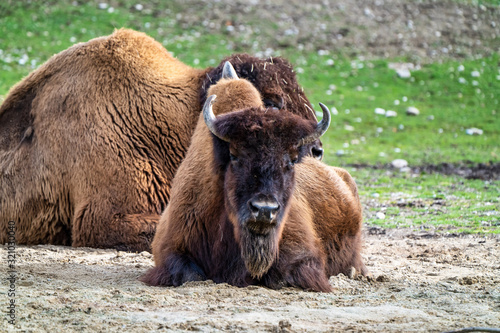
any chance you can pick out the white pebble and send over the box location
[458,65,465,72]
[98,3,108,9]
[344,125,354,131]
[391,159,408,169]
[465,128,483,135]
[375,108,386,115]
[394,100,400,105]
[376,212,386,219]
[134,4,143,11]
[396,68,411,78]
[471,70,480,77]
[406,106,420,116]
[385,110,397,117]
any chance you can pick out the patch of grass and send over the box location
[353,168,500,234]
[296,53,500,166]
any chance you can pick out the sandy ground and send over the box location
[2,230,498,332]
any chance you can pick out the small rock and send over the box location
[465,128,483,135]
[391,159,408,169]
[399,166,411,173]
[279,320,292,330]
[376,274,389,282]
[347,266,357,279]
[396,68,411,78]
[140,251,152,257]
[375,107,386,115]
[427,115,434,120]
[376,212,386,219]
[406,106,420,116]
[385,110,397,117]
[344,125,354,131]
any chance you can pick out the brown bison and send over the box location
[0,29,322,251]
[142,65,366,292]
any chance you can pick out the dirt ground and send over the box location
[2,229,498,332]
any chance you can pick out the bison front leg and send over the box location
[72,201,159,252]
[262,254,332,292]
[140,252,206,286]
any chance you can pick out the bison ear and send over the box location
[222,61,239,80]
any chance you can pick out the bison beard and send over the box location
[239,229,279,279]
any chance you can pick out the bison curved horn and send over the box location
[222,61,239,80]
[298,103,331,146]
[203,95,230,142]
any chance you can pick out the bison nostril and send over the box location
[248,199,280,221]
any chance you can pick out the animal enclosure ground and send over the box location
[2,231,498,332]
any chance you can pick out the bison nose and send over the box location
[248,198,280,221]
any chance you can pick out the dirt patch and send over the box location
[3,231,498,332]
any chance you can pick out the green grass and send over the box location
[353,168,500,234]
[0,1,498,235]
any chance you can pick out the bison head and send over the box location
[203,93,330,279]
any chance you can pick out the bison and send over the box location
[142,64,366,292]
[0,29,322,252]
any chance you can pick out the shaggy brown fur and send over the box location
[0,30,321,252]
[142,77,366,292]
[0,29,207,251]
[200,54,325,159]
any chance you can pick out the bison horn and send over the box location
[222,61,239,80]
[203,94,230,142]
[298,103,331,146]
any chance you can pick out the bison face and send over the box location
[204,95,331,279]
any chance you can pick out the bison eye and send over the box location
[312,147,324,160]
[286,156,298,169]
[230,153,238,162]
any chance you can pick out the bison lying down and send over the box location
[0,29,322,251]
[142,63,366,292]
